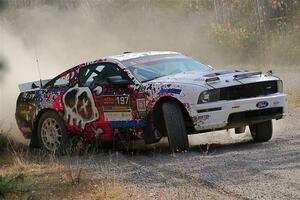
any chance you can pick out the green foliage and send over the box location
[0,0,7,12]
[208,0,300,64]
[0,59,7,81]
[211,24,264,63]
[268,29,300,65]
[0,173,31,198]
[193,0,214,9]
[0,61,5,71]
[0,133,7,151]
[1,0,300,65]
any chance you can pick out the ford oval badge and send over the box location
[256,101,269,108]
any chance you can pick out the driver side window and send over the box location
[79,63,125,87]
[83,65,106,86]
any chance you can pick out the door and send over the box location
[77,62,146,140]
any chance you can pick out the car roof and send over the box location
[51,51,184,87]
[106,51,181,62]
[70,51,183,73]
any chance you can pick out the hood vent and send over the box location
[204,70,240,77]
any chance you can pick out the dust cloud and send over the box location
[0,1,214,141]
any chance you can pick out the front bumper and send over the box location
[189,93,287,132]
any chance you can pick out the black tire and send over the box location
[249,120,273,142]
[37,111,68,154]
[162,101,189,153]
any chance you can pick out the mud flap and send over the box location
[143,115,162,144]
[29,131,40,148]
[144,127,161,144]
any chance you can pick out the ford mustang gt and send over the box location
[15,51,287,153]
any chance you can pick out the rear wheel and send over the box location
[249,120,273,142]
[162,101,189,153]
[37,111,68,153]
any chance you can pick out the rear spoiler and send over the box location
[18,79,50,92]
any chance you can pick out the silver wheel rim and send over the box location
[41,118,62,152]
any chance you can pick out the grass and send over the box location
[0,173,31,198]
[0,129,140,200]
[0,155,137,200]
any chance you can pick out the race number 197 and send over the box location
[116,96,129,105]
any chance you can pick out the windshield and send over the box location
[126,58,212,82]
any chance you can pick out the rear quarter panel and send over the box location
[15,87,68,139]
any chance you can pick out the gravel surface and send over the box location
[60,106,299,199]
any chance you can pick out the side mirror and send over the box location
[266,70,273,75]
[107,76,130,85]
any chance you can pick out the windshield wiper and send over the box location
[141,75,166,83]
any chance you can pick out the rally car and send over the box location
[15,51,287,153]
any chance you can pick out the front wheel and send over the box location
[37,111,68,153]
[162,101,189,153]
[249,120,273,142]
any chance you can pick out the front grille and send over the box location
[219,81,278,100]
[228,107,283,124]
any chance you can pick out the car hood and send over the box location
[146,70,279,89]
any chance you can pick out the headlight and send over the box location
[198,89,220,103]
[277,80,283,93]
[199,91,210,103]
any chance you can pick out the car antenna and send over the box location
[34,47,43,88]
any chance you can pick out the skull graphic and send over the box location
[62,86,99,129]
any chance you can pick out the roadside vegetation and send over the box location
[0,127,141,199]
[0,132,138,199]
[1,0,300,66]
[0,173,31,199]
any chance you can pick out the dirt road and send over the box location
[62,105,298,199]
[55,68,299,199]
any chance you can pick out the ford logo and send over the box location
[256,101,269,108]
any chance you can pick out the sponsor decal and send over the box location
[198,115,210,121]
[256,101,269,108]
[110,121,146,128]
[104,111,132,121]
[136,99,146,112]
[62,87,99,128]
[193,115,210,122]
[103,96,115,104]
[159,88,182,94]
[102,95,131,111]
